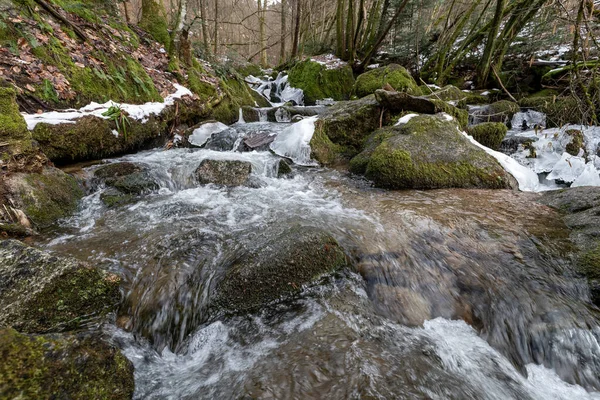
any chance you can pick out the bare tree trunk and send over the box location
[213,0,219,55]
[345,0,354,60]
[258,0,268,66]
[291,0,301,59]
[477,0,506,87]
[336,0,345,58]
[200,0,210,54]
[171,0,188,58]
[280,0,287,63]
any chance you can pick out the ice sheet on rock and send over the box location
[460,128,542,192]
[189,122,229,147]
[23,83,193,130]
[512,110,547,130]
[270,116,318,166]
[547,152,587,183]
[245,73,304,107]
[572,162,600,187]
[395,113,419,126]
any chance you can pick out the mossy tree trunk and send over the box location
[476,0,505,87]
[140,0,170,52]
[258,0,268,67]
[280,0,287,63]
[336,0,345,58]
[291,0,301,59]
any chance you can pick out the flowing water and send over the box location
[35,116,600,399]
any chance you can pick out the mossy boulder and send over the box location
[195,159,253,187]
[309,95,383,165]
[354,64,419,98]
[374,90,436,114]
[213,226,348,314]
[287,59,355,105]
[0,328,134,399]
[427,85,466,101]
[0,87,28,139]
[466,122,508,150]
[349,114,516,190]
[3,167,83,228]
[430,99,469,129]
[464,92,490,105]
[211,76,260,124]
[0,240,121,333]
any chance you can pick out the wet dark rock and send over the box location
[349,114,517,190]
[277,159,293,178]
[213,226,348,314]
[100,188,135,208]
[195,159,253,187]
[204,128,240,151]
[0,240,121,333]
[0,328,134,399]
[500,136,539,154]
[539,187,600,305]
[94,162,159,195]
[243,132,276,151]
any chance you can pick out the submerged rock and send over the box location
[95,162,159,195]
[0,328,134,399]
[350,114,516,190]
[354,64,419,98]
[466,122,508,150]
[213,226,348,314]
[195,159,253,187]
[0,240,121,333]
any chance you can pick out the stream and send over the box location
[30,80,600,398]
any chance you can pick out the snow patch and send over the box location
[395,113,419,125]
[23,83,193,130]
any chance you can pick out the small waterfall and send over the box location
[237,108,245,124]
[258,108,268,122]
[245,72,304,106]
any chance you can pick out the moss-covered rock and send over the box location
[471,100,520,127]
[100,188,135,208]
[0,240,121,333]
[349,114,516,190]
[466,122,508,150]
[0,328,134,399]
[211,76,259,124]
[430,99,469,129]
[213,226,348,314]
[565,129,585,156]
[309,95,383,165]
[427,85,466,101]
[464,92,490,105]
[354,64,419,98]
[374,89,436,114]
[3,167,83,228]
[287,59,355,105]
[0,87,28,139]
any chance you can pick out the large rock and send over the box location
[354,64,419,98]
[195,159,253,187]
[95,162,159,194]
[538,187,600,305]
[0,328,134,399]
[374,90,436,114]
[310,96,383,165]
[349,114,516,190]
[2,167,84,228]
[471,100,520,126]
[0,240,121,333]
[288,59,355,105]
[213,226,348,314]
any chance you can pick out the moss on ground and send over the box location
[519,95,582,127]
[0,87,28,139]
[354,64,419,98]
[287,59,355,105]
[0,328,134,399]
[466,122,508,150]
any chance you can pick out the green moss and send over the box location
[430,99,468,129]
[489,100,520,117]
[351,115,512,190]
[519,96,581,127]
[354,64,419,98]
[428,85,466,101]
[0,87,28,139]
[287,59,355,105]
[565,129,584,156]
[0,328,134,399]
[464,93,489,105]
[139,0,170,52]
[20,168,83,227]
[309,123,346,166]
[236,63,263,77]
[211,76,258,124]
[466,122,508,150]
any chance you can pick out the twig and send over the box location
[491,65,517,103]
